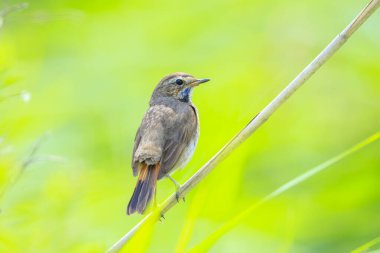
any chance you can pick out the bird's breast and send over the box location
[171,105,200,172]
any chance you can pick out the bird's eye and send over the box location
[175,79,184,85]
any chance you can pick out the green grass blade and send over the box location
[174,185,210,253]
[188,131,380,253]
[351,236,380,253]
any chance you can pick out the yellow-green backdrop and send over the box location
[0,0,379,252]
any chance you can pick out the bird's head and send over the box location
[151,72,210,103]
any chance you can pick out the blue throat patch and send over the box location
[179,87,192,102]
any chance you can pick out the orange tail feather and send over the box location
[127,163,160,215]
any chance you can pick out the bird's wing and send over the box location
[132,104,175,176]
[158,105,197,179]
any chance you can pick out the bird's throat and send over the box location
[178,87,192,103]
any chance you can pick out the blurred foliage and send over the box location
[0,0,379,252]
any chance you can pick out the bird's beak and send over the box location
[189,78,210,87]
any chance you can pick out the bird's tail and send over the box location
[127,163,160,215]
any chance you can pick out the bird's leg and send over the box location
[166,175,185,202]
[152,193,165,222]
[152,188,166,222]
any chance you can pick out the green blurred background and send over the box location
[0,0,379,252]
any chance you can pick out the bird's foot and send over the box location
[166,175,185,203]
[159,212,166,222]
[175,191,186,203]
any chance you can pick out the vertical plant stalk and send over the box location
[107,0,380,252]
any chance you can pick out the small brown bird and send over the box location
[127,72,210,215]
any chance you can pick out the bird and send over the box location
[127,72,210,215]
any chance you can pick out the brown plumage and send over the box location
[127,72,210,215]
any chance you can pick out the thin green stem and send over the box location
[188,131,380,252]
[106,1,380,252]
